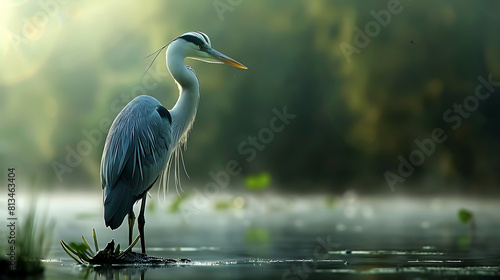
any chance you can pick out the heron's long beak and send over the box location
[207,48,247,69]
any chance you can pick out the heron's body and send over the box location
[100,32,246,254]
[101,96,173,229]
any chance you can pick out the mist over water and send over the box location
[6,192,497,279]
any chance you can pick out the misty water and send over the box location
[14,191,498,279]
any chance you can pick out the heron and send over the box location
[100,32,247,254]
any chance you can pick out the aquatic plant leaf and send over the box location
[115,243,121,255]
[118,235,140,259]
[68,242,92,262]
[69,242,88,254]
[82,235,95,256]
[60,240,84,264]
[93,228,99,252]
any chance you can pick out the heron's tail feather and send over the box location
[103,183,136,230]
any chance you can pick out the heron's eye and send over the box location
[199,45,204,50]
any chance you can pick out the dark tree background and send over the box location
[1,0,499,194]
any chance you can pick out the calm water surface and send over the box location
[17,192,500,279]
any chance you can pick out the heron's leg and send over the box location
[138,194,147,254]
[128,210,136,246]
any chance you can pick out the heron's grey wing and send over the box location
[119,107,173,194]
[101,97,172,191]
[100,96,172,228]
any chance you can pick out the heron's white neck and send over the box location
[166,42,200,147]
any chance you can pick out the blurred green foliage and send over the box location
[325,196,337,208]
[245,172,271,191]
[245,228,270,245]
[1,0,500,193]
[15,204,53,275]
[147,199,156,213]
[457,208,475,248]
[458,235,472,248]
[458,208,474,224]
[214,200,232,210]
[169,194,189,213]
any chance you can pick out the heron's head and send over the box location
[175,31,247,69]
